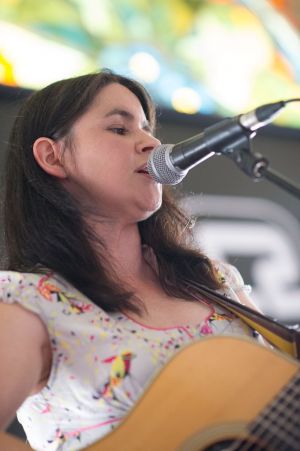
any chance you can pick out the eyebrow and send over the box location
[104,108,152,132]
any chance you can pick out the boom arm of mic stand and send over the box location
[257,166,300,200]
[224,140,300,200]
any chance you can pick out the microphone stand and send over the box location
[223,135,300,200]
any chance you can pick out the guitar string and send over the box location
[262,410,300,435]
[206,387,299,451]
[253,424,299,450]
[253,397,299,436]
[250,372,300,449]
[223,372,300,451]
[223,429,297,451]
[258,399,300,435]
[221,436,266,451]
[182,279,300,450]
[252,416,300,450]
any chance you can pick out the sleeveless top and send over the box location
[0,259,254,451]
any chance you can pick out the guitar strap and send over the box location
[188,282,300,360]
[209,293,299,358]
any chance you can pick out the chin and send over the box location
[138,211,156,222]
[139,200,162,222]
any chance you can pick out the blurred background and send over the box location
[1,0,300,320]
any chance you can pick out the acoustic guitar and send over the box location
[84,335,299,451]
[2,336,299,450]
[3,279,300,451]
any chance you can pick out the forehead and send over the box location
[92,82,147,119]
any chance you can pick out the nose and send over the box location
[136,131,161,154]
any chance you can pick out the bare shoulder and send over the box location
[0,302,52,384]
[0,302,51,429]
[0,301,49,341]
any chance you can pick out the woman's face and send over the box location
[62,82,162,223]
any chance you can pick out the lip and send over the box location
[136,163,149,175]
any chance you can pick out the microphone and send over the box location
[147,100,288,185]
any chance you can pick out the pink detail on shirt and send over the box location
[200,321,213,335]
[61,417,123,438]
[41,404,51,414]
[122,303,215,333]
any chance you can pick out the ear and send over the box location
[32,137,67,179]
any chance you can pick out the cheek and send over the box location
[66,156,131,204]
[68,148,127,183]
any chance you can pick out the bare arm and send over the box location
[215,261,272,346]
[235,288,263,312]
[0,431,31,450]
[234,289,273,347]
[0,302,51,430]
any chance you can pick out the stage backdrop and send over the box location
[158,110,300,325]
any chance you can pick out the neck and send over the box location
[85,216,147,281]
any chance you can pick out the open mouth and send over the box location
[136,165,150,175]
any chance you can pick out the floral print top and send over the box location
[0,259,254,451]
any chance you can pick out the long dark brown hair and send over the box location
[3,69,222,313]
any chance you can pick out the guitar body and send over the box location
[86,336,299,451]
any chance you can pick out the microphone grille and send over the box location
[147,144,187,185]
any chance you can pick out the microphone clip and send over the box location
[224,138,300,200]
[224,139,269,181]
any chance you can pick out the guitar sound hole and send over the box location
[204,439,266,451]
